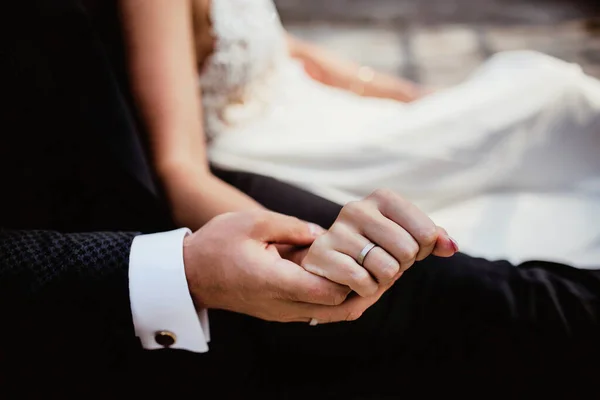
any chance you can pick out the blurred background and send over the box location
[274,0,600,87]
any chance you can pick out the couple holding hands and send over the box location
[1,0,599,397]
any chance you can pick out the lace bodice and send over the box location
[199,0,288,140]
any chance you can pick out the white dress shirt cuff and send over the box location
[129,228,210,352]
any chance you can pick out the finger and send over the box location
[303,249,379,297]
[277,245,309,266]
[320,279,393,323]
[431,226,459,258]
[296,281,393,324]
[252,211,323,246]
[359,214,421,273]
[328,224,401,285]
[361,246,401,284]
[273,258,351,306]
[368,189,438,261]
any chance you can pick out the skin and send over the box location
[120,1,454,319]
[287,34,424,102]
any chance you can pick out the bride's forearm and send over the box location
[120,0,263,230]
[160,165,264,230]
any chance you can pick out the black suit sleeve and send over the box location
[0,229,141,376]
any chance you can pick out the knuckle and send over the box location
[341,200,360,216]
[249,212,268,230]
[309,235,331,255]
[379,259,400,281]
[328,221,346,237]
[399,242,420,263]
[281,216,306,238]
[330,287,350,306]
[400,257,417,272]
[416,225,438,247]
[341,200,370,222]
[369,188,397,204]
[314,234,331,248]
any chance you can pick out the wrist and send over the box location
[182,233,204,309]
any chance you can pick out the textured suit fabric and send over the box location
[0,229,140,394]
[0,229,134,318]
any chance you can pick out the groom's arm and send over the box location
[0,229,208,370]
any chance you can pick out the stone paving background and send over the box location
[274,0,600,87]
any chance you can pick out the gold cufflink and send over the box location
[154,330,177,347]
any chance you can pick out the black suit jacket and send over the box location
[0,0,177,390]
[0,0,169,231]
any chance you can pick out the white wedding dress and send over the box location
[200,0,600,268]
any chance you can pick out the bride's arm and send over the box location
[287,34,426,102]
[119,0,263,230]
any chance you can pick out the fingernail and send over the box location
[308,223,326,237]
[448,236,460,253]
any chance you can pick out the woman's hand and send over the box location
[298,189,458,298]
[288,34,426,102]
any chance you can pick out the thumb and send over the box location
[254,211,325,246]
[431,226,459,257]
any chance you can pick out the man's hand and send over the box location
[300,189,459,298]
[182,210,352,323]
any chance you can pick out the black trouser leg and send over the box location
[214,168,600,396]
